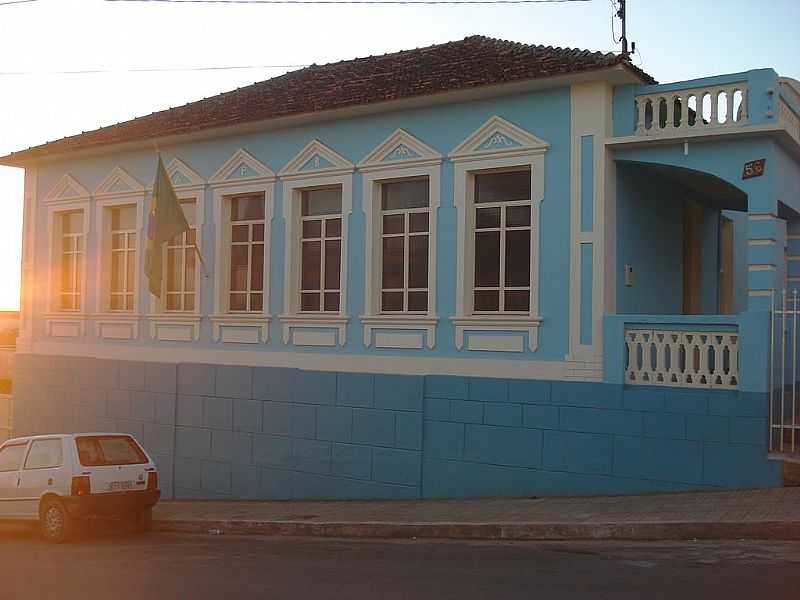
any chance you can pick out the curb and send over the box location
[152,519,800,541]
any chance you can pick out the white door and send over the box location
[0,442,29,518]
[18,438,67,518]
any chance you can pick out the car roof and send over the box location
[3,433,134,445]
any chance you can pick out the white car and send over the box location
[0,433,160,542]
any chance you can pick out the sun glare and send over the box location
[0,166,23,312]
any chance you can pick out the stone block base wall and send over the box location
[11,354,781,499]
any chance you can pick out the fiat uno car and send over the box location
[0,433,160,542]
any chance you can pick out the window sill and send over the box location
[279,313,349,347]
[209,313,270,344]
[450,315,542,352]
[44,312,87,338]
[91,312,142,341]
[360,314,439,349]
[146,313,202,342]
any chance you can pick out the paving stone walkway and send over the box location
[152,488,800,540]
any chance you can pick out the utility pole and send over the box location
[617,0,629,58]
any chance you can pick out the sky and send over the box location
[0,0,798,311]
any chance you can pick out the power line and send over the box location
[105,0,591,5]
[0,0,39,6]
[0,64,307,76]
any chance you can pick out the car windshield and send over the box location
[76,436,148,466]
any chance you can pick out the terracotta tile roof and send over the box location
[1,36,655,164]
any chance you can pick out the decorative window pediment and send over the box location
[165,157,205,190]
[44,174,90,203]
[210,148,275,185]
[279,140,353,178]
[94,167,145,198]
[449,116,549,161]
[358,129,441,171]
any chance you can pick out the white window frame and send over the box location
[209,149,275,344]
[146,157,205,342]
[358,129,442,349]
[93,167,146,341]
[278,140,354,347]
[449,116,548,352]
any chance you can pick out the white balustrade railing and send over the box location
[634,83,748,137]
[779,98,800,147]
[625,328,739,390]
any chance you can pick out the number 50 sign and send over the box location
[742,159,766,179]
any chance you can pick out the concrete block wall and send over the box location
[10,354,781,500]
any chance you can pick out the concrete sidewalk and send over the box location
[152,487,800,541]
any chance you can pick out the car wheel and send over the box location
[40,500,74,543]
[132,507,152,533]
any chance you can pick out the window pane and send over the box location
[112,233,125,250]
[505,230,531,287]
[110,295,124,310]
[60,294,74,310]
[166,248,180,292]
[505,290,530,312]
[475,170,531,204]
[111,206,136,230]
[185,251,196,292]
[232,225,249,243]
[231,194,265,221]
[408,291,427,312]
[409,212,429,233]
[230,245,249,291]
[61,254,74,293]
[125,294,133,311]
[186,229,196,246]
[325,218,341,238]
[229,293,247,311]
[323,292,339,312]
[475,207,501,229]
[382,236,404,289]
[408,235,428,289]
[252,223,265,242]
[75,236,83,252]
[474,231,500,287]
[301,292,320,311]
[250,293,263,312]
[111,252,124,292]
[167,294,180,311]
[0,444,27,472]
[381,179,429,211]
[75,255,83,292]
[251,244,264,291]
[324,239,341,290]
[127,233,136,249]
[302,188,341,216]
[383,214,404,235]
[474,290,500,311]
[382,291,403,312]
[302,220,321,239]
[301,241,321,290]
[63,212,83,234]
[62,236,74,253]
[506,205,531,227]
[185,294,195,312]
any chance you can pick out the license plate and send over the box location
[107,480,135,492]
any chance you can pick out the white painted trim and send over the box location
[147,313,202,341]
[94,194,145,315]
[279,139,355,179]
[374,331,424,350]
[467,334,524,353]
[92,313,141,340]
[212,169,275,328]
[292,329,337,347]
[43,173,90,204]
[94,166,145,200]
[358,128,442,172]
[749,264,777,271]
[360,315,438,349]
[209,314,270,343]
[209,148,276,184]
[43,313,87,338]
[360,147,441,348]
[451,117,546,352]
[749,238,776,245]
[449,115,549,162]
[280,170,353,346]
[45,200,91,318]
[28,340,601,382]
[451,316,542,352]
[165,157,206,192]
[16,167,37,353]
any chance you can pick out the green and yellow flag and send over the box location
[144,155,190,298]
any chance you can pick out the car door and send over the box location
[0,441,29,518]
[17,438,66,518]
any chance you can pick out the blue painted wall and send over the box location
[11,355,782,499]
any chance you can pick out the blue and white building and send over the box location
[3,36,800,499]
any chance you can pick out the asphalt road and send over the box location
[0,524,799,599]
